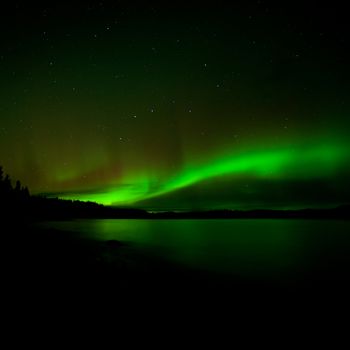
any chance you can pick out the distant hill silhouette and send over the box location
[1,165,349,220]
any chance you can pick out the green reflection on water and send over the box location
[81,219,305,278]
[39,219,350,281]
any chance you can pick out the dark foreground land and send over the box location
[3,218,350,318]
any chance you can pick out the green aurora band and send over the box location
[56,141,347,207]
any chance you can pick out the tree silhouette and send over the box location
[0,166,4,194]
[3,174,12,195]
[23,186,30,198]
[0,165,30,219]
[15,180,21,193]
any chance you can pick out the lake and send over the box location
[37,219,350,286]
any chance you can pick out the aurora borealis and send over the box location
[1,2,349,210]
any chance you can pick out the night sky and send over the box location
[1,1,349,210]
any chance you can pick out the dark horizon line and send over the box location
[37,193,350,214]
[17,195,350,220]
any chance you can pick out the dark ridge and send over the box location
[149,206,350,220]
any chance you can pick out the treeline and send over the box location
[0,165,148,220]
[0,166,31,215]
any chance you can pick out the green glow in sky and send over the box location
[57,142,347,207]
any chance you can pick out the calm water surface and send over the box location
[38,219,350,282]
